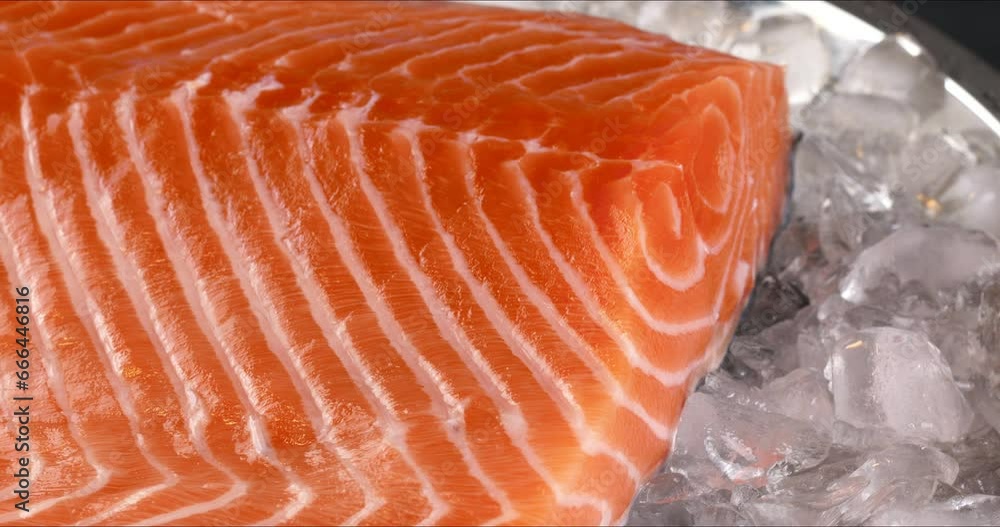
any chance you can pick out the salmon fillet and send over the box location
[0,1,789,525]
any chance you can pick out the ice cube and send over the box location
[954,468,1000,500]
[933,495,1000,525]
[626,471,703,526]
[823,443,959,525]
[947,427,1000,496]
[759,369,835,432]
[669,392,831,488]
[633,471,699,506]
[818,192,864,265]
[730,13,829,109]
[741,499,822,526]
[799,93,918,177]
[726,320,802,384]
[827,327,974,442]
[690,502,749,526]
[766,446,863,495]
[725,338,782,386]
[729,483,763,507]
[894,132,976,200]
[790,138,831,221]
[917,313,989,383]
[968,381,1000,435]
[794,135,894,215]
[758,317,811,375]
[962,128,1000,163]
[627,479,740,527]
[577,0,643,24]
[797,329,828,372]
[700,369,758,406]
[816,296,920,352]
[767,219,832,297]
[978,279,1000,358]
[867,494,1000,526]
[938,165,1000,238]
[639,1,748,50]
[736,274,809,336]
[840,225,1000,304]
[831,420,894,451]
[626,499,694,526]
[837,34,945,117]
[718,352,765,388]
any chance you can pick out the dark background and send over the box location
[893,1,1000,71]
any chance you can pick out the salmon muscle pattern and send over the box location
[0,1,788,525]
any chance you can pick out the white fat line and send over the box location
[241,86,518,524]
[117,91,302,524]
[732,258,753,299]
[302,13,669,85]
[116,88,299,518]
[47,4,173,39]
[390,20,531,76]
[515,19,673,50]
[262,12,488,75]
[455,29,691,88]
[547,64,673,101]
[510,156,750,389]
[0,201,111,522]
[287,130,450,526]
[635,192,709,291]
[507,37,708,95]
[217,17,389,66]
[18,94,176,519]
[290,99,606,524]
[340,16,491,65]
[438,138,676,440]
[604,59,741,107]
[12,7,199,57]
[392,123,641,485]
[337,102,613,524]
[544,51,718,100]
[453,35,592,80]
[273,14,479,69]
[687,103,739,215]
[298,96,451,525]
[506,164,685,387]
[65,101,247,524]
[79,480,171,527]
[96,13,285,63]
[95,9,304,74]
[396,122,669,445]
[565,171,743,335]
[80,10,229,58]
[170,86,313,525]
[138,483,249,527]
[223,83,412,526]
[508,48,667,93]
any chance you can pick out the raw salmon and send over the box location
[0,1,789,525]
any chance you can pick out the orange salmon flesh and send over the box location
[0,1,789,525]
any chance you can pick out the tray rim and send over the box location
[828,0,1000,135]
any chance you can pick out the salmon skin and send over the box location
[0,1,788,525]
